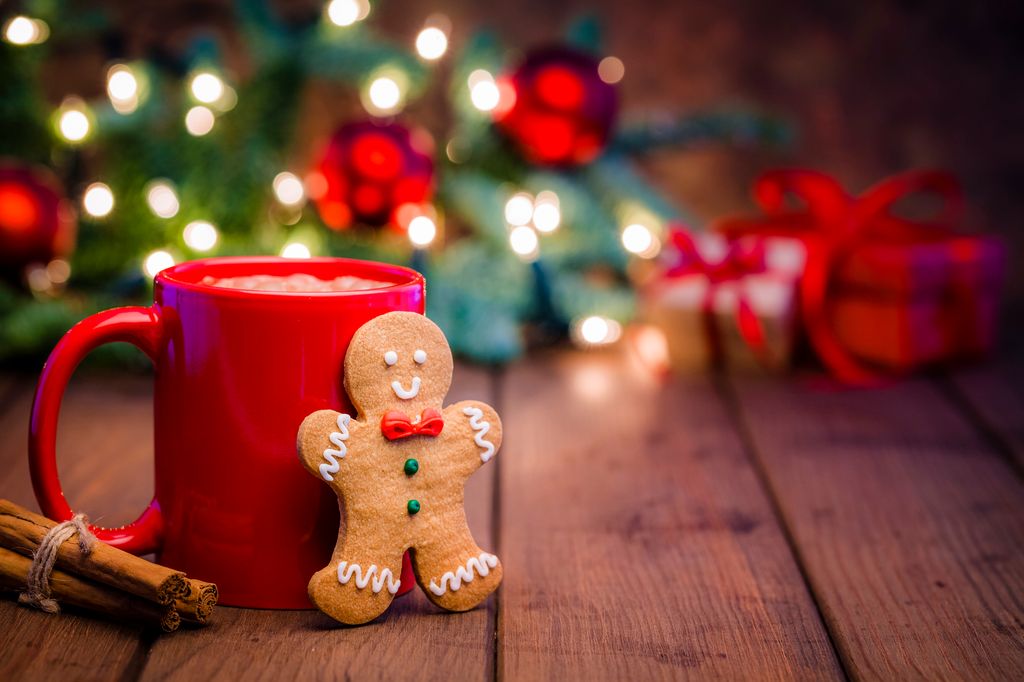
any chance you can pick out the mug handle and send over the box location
[29,306,165,555]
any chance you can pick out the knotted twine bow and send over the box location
[716,168,966,385]
[659,228,770,365]
[19,512,95,613]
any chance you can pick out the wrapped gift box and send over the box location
[829,235,1005,368]
[715,168,1006,382]
[642,233,806,372]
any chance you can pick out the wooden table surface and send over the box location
[0,350,1022,681]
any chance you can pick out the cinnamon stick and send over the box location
[0,546,179,632]
[175,578,218,625]
[0,499,189,605]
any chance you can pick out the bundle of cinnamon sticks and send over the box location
[0,499,217,632]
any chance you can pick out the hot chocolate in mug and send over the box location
[29,257,424,608]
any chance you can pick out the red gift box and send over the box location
[715,169,1005,383]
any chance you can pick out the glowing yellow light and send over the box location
[47,259,71,284]
[145,181,179,218]
[106,65,140,114]
[183,221,218,251]
[509,225,539,259]
[598,56,625,84]
[468,70,500,112]
[190,72,224,104]
[467,69,492,88]
[143,250,175,278]
[4,17,36,44]
[575,315,623,346]
[107,66,138,101]
[532,191,561,233]
[621,223,660,258]
[281,242,312,259]
[364,76,403,115]
[326,0,369,26]
[621,223,652,253]
[26,265,52,293]
[272,172,305,206]
[327,0,357,26]
[56,99,91,143]
[82,183,114,218]
[60,111,89,141]
[185,106,215,136]
[212,84,237,112]
[415,26,448,60]
[633,324,670,371]
[4,16,47,45]
[407,215,437,247]
[504,193,533,226]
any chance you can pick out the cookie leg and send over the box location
[308,539,405,625]
[412,528,502,612]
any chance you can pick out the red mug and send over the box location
[29,256,424,608]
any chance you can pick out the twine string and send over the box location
[18,513,95,614]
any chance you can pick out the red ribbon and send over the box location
[380,409,444,441]
[661,228,769,365]
[716,168,965,384]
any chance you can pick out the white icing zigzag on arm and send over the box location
[428,552,499,596]
[319,413,351,482]
[337,561,401,594]
[462,406,495,463]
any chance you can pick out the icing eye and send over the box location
[414,349,427,364]
[384,351,398,366]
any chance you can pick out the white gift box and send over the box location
[642,234,806,372]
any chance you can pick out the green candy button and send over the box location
[404,458,419,476]
[407,499,421,515]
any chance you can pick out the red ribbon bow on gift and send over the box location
[380,409,444,440]
[660,228,770,365]
[715,168,966,385]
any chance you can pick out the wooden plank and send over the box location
[947,359,1024,470]
[498,351,843,680]
[139,362,499,682]
[0,375,155,522]
[0,374,153,680]
[0,375,19,407]
[729,375,1024,680]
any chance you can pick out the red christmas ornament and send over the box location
[0,160,76,275]
[311,121,435,230]
[494,46,618,166]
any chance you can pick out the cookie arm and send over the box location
[297,409,360,483]
[446,400,502,470]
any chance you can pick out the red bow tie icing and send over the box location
[380,409,445,440]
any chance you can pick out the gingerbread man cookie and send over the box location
[297,311,502,625]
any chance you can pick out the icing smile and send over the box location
[391,377,421,400]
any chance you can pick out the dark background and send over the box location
[38,0,1024,303]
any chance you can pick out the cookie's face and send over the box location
[343,311,454,418]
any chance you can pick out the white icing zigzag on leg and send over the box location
[428,552,499,596]
[320,413,351,482]
[462,407,495,463]
[337,561,401,594]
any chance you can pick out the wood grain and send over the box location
[498,351,842,680]
[0,375,154,524]
[138,363,499,682]
[729,375,1024,680]
[948,360,1024,469]
[0,375,152,680]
